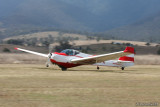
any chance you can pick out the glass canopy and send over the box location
[60,49,80,55]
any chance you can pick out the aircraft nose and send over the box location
[50,53,56,59]
[52,54,55,57]
[48,53,54,58]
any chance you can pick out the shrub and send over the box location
[3,48,11,52]
[157,48,160,55]
[7,39,23,45]
[55,41,72,52]
[145,42,150,46]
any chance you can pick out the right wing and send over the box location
[71,47,134,64]
[15,47,48,57]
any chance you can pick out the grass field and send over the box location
[0,64,160,107]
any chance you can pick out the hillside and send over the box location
[106,12,160,42]
[3,31,159,47]
[3,31,88,41]
[2,31,93,48]
[1,37,160,55]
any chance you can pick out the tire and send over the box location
[97,66,100,70]
[61,67,67,71]
[58,65,67,71]
[46,64,49,67]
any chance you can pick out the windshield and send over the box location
[60,49,80,55]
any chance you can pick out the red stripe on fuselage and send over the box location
[54,52,67,56]
[119,56,134,62]
[50,59,81,68]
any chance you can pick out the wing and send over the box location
[71,47,135,64]
[15,47,48,57]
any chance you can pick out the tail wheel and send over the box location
[46,63,49,67]
[121,67,125,70]
[97,66,100,70]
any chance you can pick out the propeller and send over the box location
[46,44,53,67]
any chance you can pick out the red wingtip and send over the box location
[14,47,18,50]
[124,47,135,54]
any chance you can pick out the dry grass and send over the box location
[0,53,46,64]
[70,40,159,46]
[0,64,160,107]
[135,55,160,65]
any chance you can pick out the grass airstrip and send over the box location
[0,64,160,107]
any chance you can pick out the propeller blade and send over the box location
[46,53,52,67]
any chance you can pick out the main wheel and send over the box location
[97,66,100,70]
[61,67,67,71]
[58,65,67,71]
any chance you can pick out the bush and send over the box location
[3,48,11,52]
[55,41,72,52]
[145,42,150,46]
[7,39,23,45]
[157,48,160,55]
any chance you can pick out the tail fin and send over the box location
[119,47,135,62]
[123,46,135,54]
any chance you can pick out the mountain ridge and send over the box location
[1,0,160,42]
[106,12,160,42]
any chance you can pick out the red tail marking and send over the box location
[119,56,134,62]
[124,47,135,54]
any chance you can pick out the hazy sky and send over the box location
[1,0,160,31]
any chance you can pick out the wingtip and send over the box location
[14,47,18,50]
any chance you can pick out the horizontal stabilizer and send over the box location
[71,47,134,64]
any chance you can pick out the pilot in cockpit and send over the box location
[61,49,80,56]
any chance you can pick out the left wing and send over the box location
[15,47,48,57]
[71,47,134,64]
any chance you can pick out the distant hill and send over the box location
[105,12,160,42]
[2,31,93,47]
[3,31,88,41]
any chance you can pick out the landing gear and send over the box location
[58,65,67,71]
[57,65,67,71]
[97,66,100,70]
[61,67,67,71]
[46,63,50,67]
[121,67,125,70]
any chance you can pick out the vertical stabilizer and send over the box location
[119,47,135,62]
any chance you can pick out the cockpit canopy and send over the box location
[60,49,80,55]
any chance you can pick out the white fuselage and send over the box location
[50,52,134,68]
